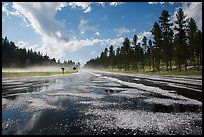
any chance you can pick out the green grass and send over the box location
[108,69,202,76]
[2,71,78,78]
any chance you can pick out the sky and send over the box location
[2,2,202,66]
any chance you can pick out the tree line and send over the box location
[2,37,80,69]
[84,8,202,71]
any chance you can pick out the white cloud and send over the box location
[80,30,85,34]
[95,32,100,36]
[79,19,98,35]
[68,2,125,13]
[171,2,202,32]
[66,37,124,52]
[103,37,124,46]
[98,2,105,7]
[12,2,67,37]
[16,41,30,49]
[137,31,152,44]
[7,2,69,60]
[16,41,40,51]
[3,2,125,61]
[55,31,62,37]
[84,6,91,13]
[68,2,92,13]
[36,36,124,60]
[109,2,124,6]
[182,2,202,30]
[148,2,174,5]
[79,19,88,34]
[114,27,130,36]
[3,2,30,25]
[2,2,20,16]
[80,19,88,26]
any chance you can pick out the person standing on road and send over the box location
[61,67,65,74]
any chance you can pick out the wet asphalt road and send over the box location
[2,70,202,135]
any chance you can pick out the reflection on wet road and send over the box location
[2,70,202,135]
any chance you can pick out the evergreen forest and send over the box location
[84,8,202,72]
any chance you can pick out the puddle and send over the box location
[93,88,106,94]
[2,71,202,135]
[2,108,32,135]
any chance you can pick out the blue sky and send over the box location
[2,2,202,66]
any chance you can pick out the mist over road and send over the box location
[2,70,202,135]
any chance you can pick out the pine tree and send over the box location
[122,38,131,70]
[151,22,162,71]
[174,8,188,71]
[100,48,108,68]
[159,10,174,71]
[187,17,198,66]
[141,36,147,71]
[109,45,115,69]
[195,30,202,66]
[142,36,147,53]
[132,35,139,71]
[148,39,153,70]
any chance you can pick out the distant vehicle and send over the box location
[61,67,65,74]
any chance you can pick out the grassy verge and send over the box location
[2,71,78,78]
[108,69,202,76]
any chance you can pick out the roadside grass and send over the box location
[108,69,202,75]
[2,71,78,78]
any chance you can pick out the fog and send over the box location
[2,65,75,72]
[82,66,108,71]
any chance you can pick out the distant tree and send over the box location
[132,35,138,47]
[174,8,188,71]
[122,38,131,55]
[99,48,108,68]
[122,38,131,70]
[19,48,27,67]
[51,58,56,64]
[108,45,115,68]
[104,48,108,57]
[141,36,148,71]
[83,9,202,72]
[76,62,81,69]
[151,22,162,71]
[137,42,144,71]
[142,36,147,53]
[3,36,9,44]
[147,39,153,70]
[43,54,49,61]
[109,45,115,57]
[115,47,122,69]
[64,60,67,64]
[187,17,198,66]
[2,36,76,68]
[196,30,202,65]
[132,35,139,71]
[116,47,120,56]
[159,10,174,71]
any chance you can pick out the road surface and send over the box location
[2,70,202,135]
